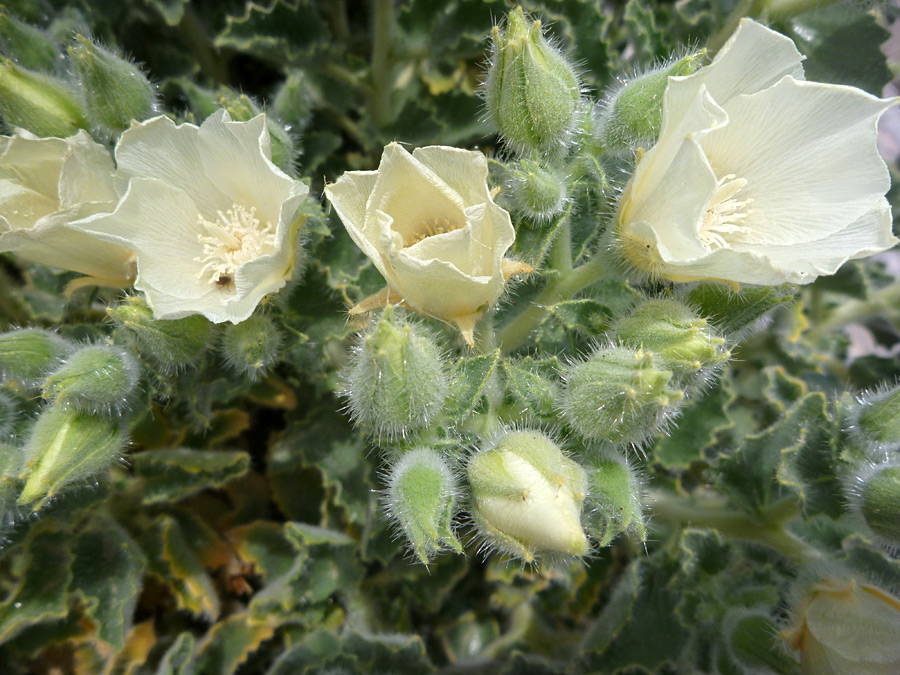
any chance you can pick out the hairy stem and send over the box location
[369,0,394,129]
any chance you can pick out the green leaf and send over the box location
[155,632,195,675]
[654,382,734,469]
[0,526,73,644]
[784,2,892,96]
[502,356,560,420]
[446,349,500,419]
[623,0,667,63]
[193,612,274,675]
[144,0,187,26]
[69,517,145,651]
[544,298,614,337]
[717,393,827,515]
[686,283,796,337]
[132,448,251,505]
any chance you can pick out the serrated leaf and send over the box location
[229,521,299,583]
[654,383,734,468]
[717,393,826,515]
[133,448,251,505]
[144,0,186,25]
[762,366,807,411]
[69,517,145,651]
[155,632,195,675]
[446,350,500,419]
[687,283,796,336]
[502,356,560,419]
[678,529,731,578]
[108,620,156,675]
[623,0,668,63]
[0,526,72,644]
[778,408,843,519]
[193,613,274,675]
[545,298,614,336]
[513,211,569,267]
[140,515,219,620]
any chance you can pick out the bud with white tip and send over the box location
[384,447,462,565]
[467,429,589,562]
[41,343,140,414]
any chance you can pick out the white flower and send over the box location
[0,129,135,283]
[325,142,527,345]
[70,110,308,323]
[616,19,898,286]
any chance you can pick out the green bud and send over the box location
[484,7,581,154]
[68,36,155,132]
[172,78,219,120]
[847,459,900,545]
[345,307,448,440]
[220,315,283,381]
[385,447,462,564]
[272,69,314,134]
[216,89,295,172]
[612,298,729,383]
[0,58,87,136]
[467,429,589,562]
[507,159,568,223]
[0,9,60,72]
[561,346,683,445]
[851,383,900,450]
[19,407,125,508]
[42,344,140,414]
[584,448,645,546]
[602,50,705,151]
[108,297,216,373]
[0,328,69,383]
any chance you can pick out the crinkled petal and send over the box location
[412,145,493,206]
[0,180,57,230]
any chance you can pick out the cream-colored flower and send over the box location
[70,110,308,323]
[616,19,898,285]
[0,129,135,284]
[325,142,527,345]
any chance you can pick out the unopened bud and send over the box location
[561,346,683,445]
[0,10,59,72]
[68,36,155,132]
[467,429,589,561]
[19,407,125,508]
[846,459,900,546]
[507,159,568,223]
[483,7,581,154]
[272,70,314,134]
[612,298,728,384]
[220,314,283,381]
[108,296,216,372]
[0,58,87,136]
[584,448,645,546]
[344,306,447,440]
[601,50,705,150]
[42,344,140,414]
[782,575,900,674]
[385,448,462,564]
[0,328,69,383]
[850,383,900,451]
[216,89,295,172]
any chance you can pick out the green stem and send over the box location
[498,255,608,353]
[548,214,573,275]
[765,0,842,21]
[648,490,822,566]
[809,283,900,340]
[369,0,394,129]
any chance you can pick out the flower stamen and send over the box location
[699,174,752,251]
[405,217,463,247]
[194,204,276,288]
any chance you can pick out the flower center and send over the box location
[194,204,276,288]
[405,217,463,247]
[699,174,752,251]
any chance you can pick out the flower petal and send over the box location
[412,145,492,206]
[324,170,381,265]
[0,130,68,200]
[58,131,118,207]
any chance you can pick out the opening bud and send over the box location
[42,343,140,414]
[782,574,900,674]
[108,297,217,373]
[601,50,705,151]
[384,447,462,565]
[19,407,125,508]
[483,7,581,154]
[220,314,284,381]
[611,298,729,385]
[561,346,683,446]
[467,429,589,562]
[215,89,295,172]
[507,159,569,223]
[0,10,59,73]
[846,459,900,546]
[68,36,155,132]
[850,383,900,451]
[0,58,87,136]
[583,448,645,546]
[344,307,448,440]
[0,328,69,384]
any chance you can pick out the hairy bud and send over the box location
[849,383,900,452]
[561,346,683,446]
[0,328,69,384]
[344,307,447,440]
[19,407,125,508]
[42,344,140,414]
[0,58,87,136]
[384,448,462,564]
[584,448,645,546]
[0,9,59,73]
[845,459,900,546]
[220,314,284,381]
[483,7,581,154]
[507,159,569,223]
[467,429,589,561]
